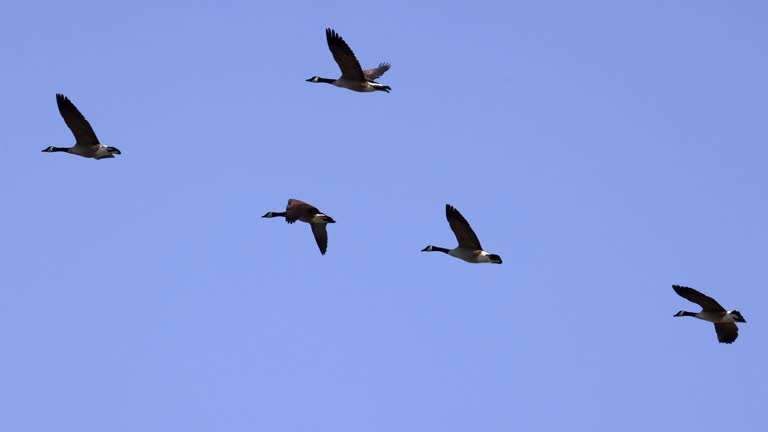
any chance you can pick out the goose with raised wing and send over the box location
[262,199,336,255]
[421,204,502,264]
[306,28,391,93]
[672,285,746,344]
[42,94,121,160]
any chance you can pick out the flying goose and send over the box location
[42,94,121,160]
[672,285,746,344]
[262,199,336,255]
[306,28,391,93]
[421,204,502,264]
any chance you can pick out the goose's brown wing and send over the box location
[56,94,100,146]
[326,28,365,81]
[310,223,328,255]
[363,62,390,81]
[714,322,739,344]
[445,204,482,250]
[285,199,320,223]
[672,285,726,312]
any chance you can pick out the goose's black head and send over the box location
[489,254,503,264]
[306,76,335,84]
[674,311,696,317]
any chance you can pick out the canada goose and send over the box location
[421,204,502,264]
[42,94,121,160]
[306,28,391,93]
[672,285,746,344]
[262,199,336,255]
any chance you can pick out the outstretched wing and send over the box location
[363,62,390,81]
[56,94,100,146]
[714,322,739,344]
[445,204,482,250]
[672,285,726,312]
[326,28,365,81]
[285,199,320,223]
[310,223,328,255]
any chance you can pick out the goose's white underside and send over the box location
[692,311,741,323]
[448,248,494,263]
[68,144,115,159]
[332,78,378,92]
[308,214,331,224]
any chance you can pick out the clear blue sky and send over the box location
[1,1,766,430]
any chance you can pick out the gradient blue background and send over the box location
[1,1,766,430]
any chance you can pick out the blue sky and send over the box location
[1,1,767,430]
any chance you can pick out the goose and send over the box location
[306,28,391,93]
[672,285,746,344]
[42,94,121,160]
[262,199,336,255]
[421,204,502,264]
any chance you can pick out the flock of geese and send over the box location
[40,28,748,344]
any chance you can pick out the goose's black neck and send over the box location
[432,246,451,254]
[317,77,335,84]
[263,211,287,219]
